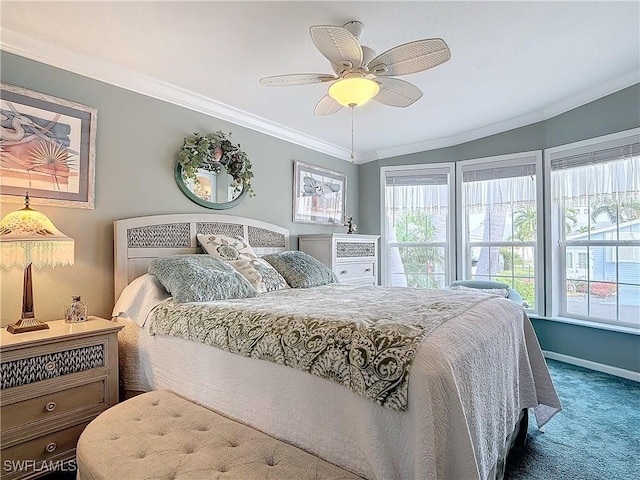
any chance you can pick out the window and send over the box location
[457,152,543,312]
[577,252,588,269]
[381,164,455,288]
[546,128,640,328]
[378,129,639,331]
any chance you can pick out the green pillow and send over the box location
[263,251,338,288]
[149,254,257,303]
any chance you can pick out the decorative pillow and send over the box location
[148,254,257,303]
[197,233,288,293]
[450,284,509,297]
[228,258,290,294]
[263,251,338,288]
[197,234,257,261]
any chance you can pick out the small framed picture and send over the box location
[293,160,346,225]
[0,83,97,209]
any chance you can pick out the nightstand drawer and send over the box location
[1,343,105,390]
[335,261,375,281]
[1,381,105,432]
[1,422,88,476]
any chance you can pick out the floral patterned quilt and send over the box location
[149,284,500,411]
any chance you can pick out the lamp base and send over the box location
[6,262,50,334]
[7,317,50,334]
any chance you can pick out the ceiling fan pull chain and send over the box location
[350,105,355,163]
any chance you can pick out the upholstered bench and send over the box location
[76,390,362,480]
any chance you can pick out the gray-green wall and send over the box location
[358,83,640,373]
[0,51,357,323]
[2,50,638,374]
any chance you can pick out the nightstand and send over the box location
[298,233,380,285]
[0,317,123,480]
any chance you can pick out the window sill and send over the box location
[529,314,640,336]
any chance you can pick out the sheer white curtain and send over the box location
[462,162,537,212]
[385,171,450,215]
[551,144,640,204]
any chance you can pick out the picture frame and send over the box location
[293,160,346,225]
[0,83,97,209]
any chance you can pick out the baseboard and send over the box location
[543,350,640,382]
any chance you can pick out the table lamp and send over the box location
[0,193,74,333]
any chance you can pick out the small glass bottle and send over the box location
[64,296,88,323]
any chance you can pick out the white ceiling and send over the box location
[1,1,639,163]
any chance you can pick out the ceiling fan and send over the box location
[260,21,451,116]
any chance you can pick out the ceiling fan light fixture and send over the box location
[328,73,380,107]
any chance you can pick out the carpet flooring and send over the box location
[505,359,640,480]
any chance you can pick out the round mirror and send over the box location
[175,163,247,210]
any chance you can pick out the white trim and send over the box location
[379,163,456,287]
[533,314,640,335]
[545,127,640,159]
[3,28,638,164]
[456,150,544,313]
[456,150,542,171]
[360,70,639,163]
[0,28,354,162]
[543,127,640,320]
[543,351,640,382]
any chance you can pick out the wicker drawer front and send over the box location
[336,241,376,259]
[335,262,375,281]
[1,382,105,432]
[1,422,88,477]
[1,344,105,390]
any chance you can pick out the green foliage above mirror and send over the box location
[177,131,254,197]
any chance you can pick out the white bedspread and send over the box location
[117,285,561,480]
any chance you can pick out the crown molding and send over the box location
[0,28,356,162]
[2,28,636,166]
[359,69,640,163]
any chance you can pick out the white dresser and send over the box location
[298,233,380,286]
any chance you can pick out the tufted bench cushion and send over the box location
[77,390,362,480]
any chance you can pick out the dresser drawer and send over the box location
[1,422,88,476]
[335,261,375,281]
[335,241,377,259]
[1,381,105,432]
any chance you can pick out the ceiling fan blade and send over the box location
[314,95,343,116]
[260,74,335,87]
[373,77,423,107]
[369,38,451,77]
[310,25,363,69]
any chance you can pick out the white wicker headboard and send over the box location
[113,213,290,300]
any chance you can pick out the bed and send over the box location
[112,213,561,480]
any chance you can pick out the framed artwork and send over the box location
[0,83,97,209]
[293,160,346,225]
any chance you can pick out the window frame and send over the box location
[544,128,640,328]
[455,151,544,314]
[379,163,456,287]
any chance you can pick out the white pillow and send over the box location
[197,233,289,293]
[112,274,171,327]
[227,258,290,293]
[197,233,258,261]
